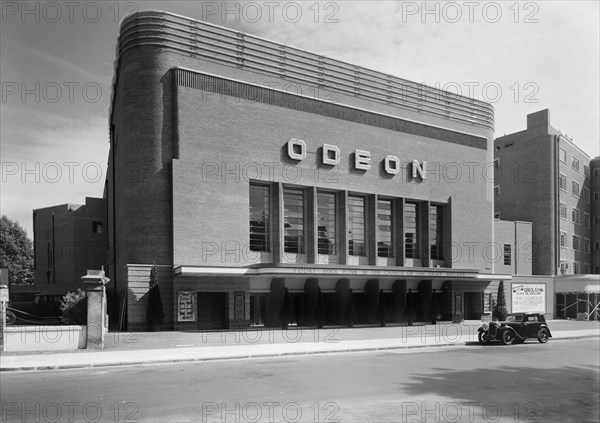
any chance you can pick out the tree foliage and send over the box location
[493,281,508,321]
[0,215,34,285]
[60,289,87,325]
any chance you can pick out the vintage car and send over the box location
[478,312,552,345]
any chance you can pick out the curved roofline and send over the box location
[118,9,493,110]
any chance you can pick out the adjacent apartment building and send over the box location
[494,109,599,276]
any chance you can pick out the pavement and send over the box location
[1,320,598,372]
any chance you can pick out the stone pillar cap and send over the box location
[82,269,110,285]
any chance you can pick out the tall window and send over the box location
[572,208,580,224]
[405,202,420,259]
[559,203,567,219]
[377,199,393,258]
[560,231,567,248]
[430,205,444,260]
[572,235,580,251]
[503,244,511,266]
[249,184,270,251]
[558,174,567,191]
[348,196,366,256]
[317,192,336,255]
[559,148,567,163]
[572,157,580,171]
[284,188,305,253]
[583,188,590,203]
[571,180,580,197]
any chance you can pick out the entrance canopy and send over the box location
[174,264,512,281]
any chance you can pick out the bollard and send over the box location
[82,270,109,349]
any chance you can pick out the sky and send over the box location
[1,0,599,237]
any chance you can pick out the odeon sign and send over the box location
[286,138,427,180]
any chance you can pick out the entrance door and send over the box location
[464,292,482,320]
[197,292,228,330]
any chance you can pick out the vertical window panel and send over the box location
[249,184,270,252]
[348,196,366,256]
[317,192,337,255]
[377,199,393,258]
[430,205,444,260]
[284,188,305,253]
[405,202,420,259]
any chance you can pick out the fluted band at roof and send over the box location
[118,10,494,130]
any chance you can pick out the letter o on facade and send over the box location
[322,144,340,166]
[384,155,400,175]
[287,138,306,161]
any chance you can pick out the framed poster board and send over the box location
[483,292,492,313]
[177,291,196,322]
[234,291,245,320]
[511,283,546,313]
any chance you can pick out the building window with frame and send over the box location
[584,213,590,228]
[583,187,590,203]
[503,244,511,266]
[572,235,580,251]
[559,148,567,163]
[573,261,580,274]
[595,168,600,177]
[572,208,580,224]
[559,260,568,274]
[584,238,590,254]
[571,180,580,197]
[559,202,567,219]
[558,174,567,191]
[249,184,270,252]
[494,185,500,197]
[377,199,393,258]
[92,221,103,233]
[572,157,580,172]
[430,205,444,260]
[405,202,420,259]
[348,196,366,256]
[595,192,600,201]
[284,188,305,254]
[583,263,590,274]
[317,191,337,255]
[560,231,567,248]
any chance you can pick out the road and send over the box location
[1,339,598,422]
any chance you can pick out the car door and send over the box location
[524,315,541,338]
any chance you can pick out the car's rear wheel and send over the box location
[478,331,489,345]
[538,328,549,343]
[501,330,514,345]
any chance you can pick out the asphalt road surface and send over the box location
[2,339,598,422]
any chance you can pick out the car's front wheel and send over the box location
[478,331,490,345]
[6,310,16,325]
[501,330,514,345]
[538,328,549,343]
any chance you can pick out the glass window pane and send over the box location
[405,202,420,259]
[348,196,366,256]
[430,205,444,260]
[317,192,337,255]
[377,199,393,257]
[249,184,270,252]
[284,189,305,253]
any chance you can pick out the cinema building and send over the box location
[106,11,513,331]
